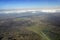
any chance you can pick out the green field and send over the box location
[26,24,51,40]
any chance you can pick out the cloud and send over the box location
[41,10,56,13]
[0,10,27,14]
[0,9,60,14]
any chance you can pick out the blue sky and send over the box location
[0,0,60,9]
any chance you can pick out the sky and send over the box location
[0,0,60,9]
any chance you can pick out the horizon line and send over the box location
[0,7,60,10]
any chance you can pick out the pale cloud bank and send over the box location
[0,9,60,14]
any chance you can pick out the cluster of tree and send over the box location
[0,18,40,40]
